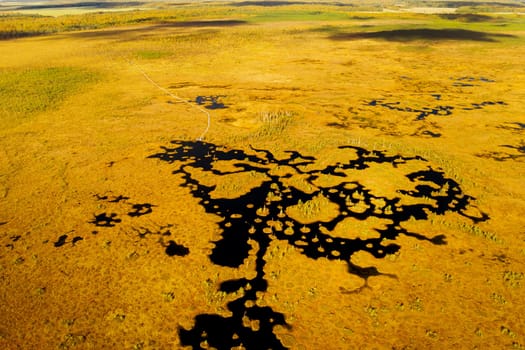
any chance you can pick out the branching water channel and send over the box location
[147,140,488,349]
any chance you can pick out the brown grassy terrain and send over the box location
[1,3,524,349]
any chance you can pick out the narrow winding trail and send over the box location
[132,62,211,140]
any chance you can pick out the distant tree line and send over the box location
[0,8,221,40]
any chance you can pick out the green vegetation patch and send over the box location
[134,49,171,60]
[0,66,99,128]
[248,8,352,22]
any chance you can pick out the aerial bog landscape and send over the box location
[0,0,524,348]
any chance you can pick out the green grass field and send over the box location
[0,67,99,128]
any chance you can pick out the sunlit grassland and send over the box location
[2,3,522,40]
[0,5,241,39]
[0,4,524,349]
[0,67,99,129]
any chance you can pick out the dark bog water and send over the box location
[145,140,488,349]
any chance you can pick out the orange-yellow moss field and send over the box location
[1,3,525,349]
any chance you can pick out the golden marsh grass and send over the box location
[1,2,524,349]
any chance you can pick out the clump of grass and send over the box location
[434,218,502,244]
[409,296,424,311]
[295,197,324,218]
[503,271,524,288]
[58,333,86,349]
[491,292,507,305]
[501,325,516,337]
[286,194,340,224]
[0,66,98,128]
[162,291,175,302]
[253,110,294,139]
